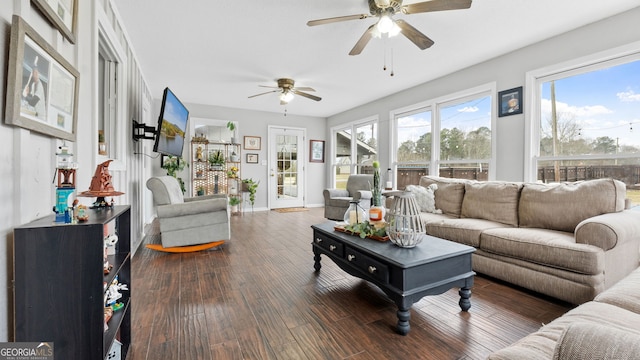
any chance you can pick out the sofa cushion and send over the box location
[488,301,640,360]
[480,228,604,275]
[519,178,627,233]
[419,176,467,217]
[405,184,441,213]
[553,321,640,360]
[594,267,640,315]
[461,181,522,226]
[426,218,510,247]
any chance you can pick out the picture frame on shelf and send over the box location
[4,15,79,142]
[31,0,77,44]
[244,136,261,150]
[498,86,523,117]
[246,153,258,164]
[309,140,325,163]
[160,155,180,167]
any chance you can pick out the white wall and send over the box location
[327,6,640,183]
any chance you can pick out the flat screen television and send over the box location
[153,87,189,157]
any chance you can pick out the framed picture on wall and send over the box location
[31,0,78,44]
[498,86,523,117]
[246,153,259,164]
[309,140,325,163]
[244,136,261,150]
[4,15,79,142]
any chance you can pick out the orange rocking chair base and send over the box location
[146,240,225,253]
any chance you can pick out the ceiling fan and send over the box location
[307,0,472,55]
[248,78,321,105]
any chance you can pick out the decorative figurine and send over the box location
[79,160,124,208]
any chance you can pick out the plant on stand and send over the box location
[242,178,259,212]
[227,121,237,144]
[229,196,241,214]
[208,150,225,170]
[161,156,187,193]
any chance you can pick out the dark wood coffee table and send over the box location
[311,221,475,335]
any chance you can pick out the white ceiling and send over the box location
[112,0,640,118]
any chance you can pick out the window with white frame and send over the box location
[331,117,378,189]
[528,48,640,205]
[392,85,494,189]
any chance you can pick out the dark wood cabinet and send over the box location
[14,205,131,360]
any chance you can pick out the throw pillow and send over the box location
[405,184,442,214]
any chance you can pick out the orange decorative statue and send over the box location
[79,160,124,208]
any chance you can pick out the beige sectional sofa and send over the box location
[413,176,640,305]
[489,267,640,359]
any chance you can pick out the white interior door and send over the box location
[269,127,305,209]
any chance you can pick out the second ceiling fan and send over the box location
[307,0,472,55]
[248,78,321,105]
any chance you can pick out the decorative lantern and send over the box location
[343,200,367,225]
[386,191,426,248]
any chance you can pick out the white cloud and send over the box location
[617,90,640,102]
[540,99,613,117]
[458,106,478,113]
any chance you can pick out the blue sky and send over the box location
[541,60,640,149]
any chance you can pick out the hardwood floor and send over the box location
[128,208,573,360]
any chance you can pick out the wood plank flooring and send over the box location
[128,208,573,360]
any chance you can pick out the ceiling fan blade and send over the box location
[307,14,370,26]
[349,24,376,56]
[395,20,434,50]
[258,85,279,89]
[248,90,278,99]
[294,87,315,92]
[402,0,472,14]
[293,90,322,102]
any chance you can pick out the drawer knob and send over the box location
[329,245,336,251]
[368,266,377,274]
[347,254,356,261]
[315,238,323,244]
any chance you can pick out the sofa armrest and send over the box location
[354,190,372,201]
[575,210,640,251]
[323,189,349,199]
[157,197,228,218]
[553,322,640,360]
[184,194,227,202]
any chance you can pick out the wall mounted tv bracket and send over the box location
[132,119,156,141]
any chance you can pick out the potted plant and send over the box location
[242,178,259,212]
[229,196,241,213]
[208,150,225,170]
[227,121,237,144]
[196,186,205,196]
[161,155,188,193]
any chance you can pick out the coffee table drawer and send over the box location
[345,247,389,284]
[313,232,344,257]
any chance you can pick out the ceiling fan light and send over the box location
[388,22,401,37]
[280,91,294,103]
[377,15,393,33]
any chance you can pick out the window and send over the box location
[331,117,378,189]
[392,85,494,189]
[528,46,640,205]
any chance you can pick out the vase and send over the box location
[343,200,367,225]
[230,204,238,213]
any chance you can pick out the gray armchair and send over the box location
[146,176,230,248]
[323,174,373,220]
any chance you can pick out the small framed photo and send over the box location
[246,153,259,164]
[31,0,78,44]
[160,154,180,168]
[309,140,325,163]
[244,136,261,150]
[498,86,523,117]
[5,15,79,141]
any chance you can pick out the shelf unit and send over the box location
[191,139,241,212]
[14,206,131,360]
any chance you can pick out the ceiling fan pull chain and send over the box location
[390,47,394,76]
[383,36,387,71]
